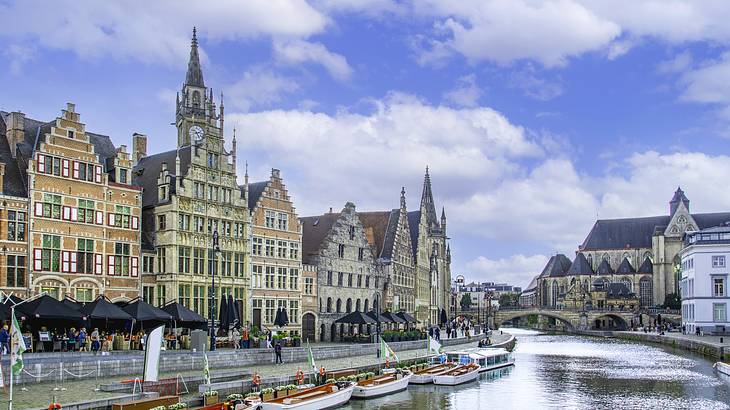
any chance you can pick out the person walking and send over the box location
[0,324,9,354]
[91,328,100,352]
[242,326,250,349]
[435,327,441,341]
[232,327,241,349]
[78,327,88,351]
[266,330,273,349]
[274,341,283,364]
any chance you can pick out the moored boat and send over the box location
[259,382,355,410]
[445,348,514,373]
[409,363,457,384]
[715,361,730,377]
[352,369,412,399]
[432,364,480,386]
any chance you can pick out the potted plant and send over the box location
[346,375,357,383]
[286,384,297,395]
[366,372,375,380]
[261,388,275,401]
[227,394,244,401]
[292,336,301,347]
[356,373,367,382]
[151,407,166,410]
[168,404,188,410]
[201,390,219,405]
[275,385,288,398]
[325,378,336,384]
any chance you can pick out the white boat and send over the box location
[432,364,480,386]
[715,361,730,377]
[409,363,457,384]
[259,382,355,410]
[352,370,412,399]
[445,348,514,373]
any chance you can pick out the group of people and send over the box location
[445,318,472,339]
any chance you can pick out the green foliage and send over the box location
[325,378,336,384]
[201,390,218,397]
[663,292,681,310]
[227,394,245,401]
[260,388,274,395]
[167,404,188,410]
[498,293,519,307]
[460,293,472,310]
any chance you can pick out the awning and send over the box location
[334,311,377,324]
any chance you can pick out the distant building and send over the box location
[680,225,730,335]
[452,279,522,315]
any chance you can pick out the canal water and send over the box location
[344,328,730,409]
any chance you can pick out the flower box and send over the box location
[203,394,218,405]
[262,392,274,401]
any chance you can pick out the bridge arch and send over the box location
[592,313,629,331]
[495,310,576,331]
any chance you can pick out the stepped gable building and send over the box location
[133,29,250,320]
[0,104,142,301]
[358,188,417,318]
[246,168,303,337]
[408,168,451,325]
[301,202,385,342]
[533,188,730,309]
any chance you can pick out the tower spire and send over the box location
[400,187,407,210]
[232,127,237,169]
[185,27,205,87]
[421,166,438,229]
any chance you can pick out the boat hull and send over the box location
[715,361,730,377]
[260,384,354,410]
[410,365,454,384]
[479,359,515,373]
[433,368,480,386]
[352,373,412,399]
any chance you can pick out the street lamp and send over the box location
[209,230,220,351]
[374,291,381,358]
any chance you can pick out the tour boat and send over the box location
[352,369,412,399]
[409,363,457,384]
[445,348,514,373]
[260,382,355,410]
[432,364,480,386]
[715,361,730,377]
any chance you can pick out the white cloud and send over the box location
[509,66,564,101]
[466,254,549,288]
[5,44,36,75]
[0,0,328,65]
[226,66,300,112]
[273,39,353,81]
[443,74,483,107]
[680,53,730,104]
[657,51,693,75]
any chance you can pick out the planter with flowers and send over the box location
[274,385,289,398]
[261,388,275,401]
[168,404,188,410]
[201,390,219,405]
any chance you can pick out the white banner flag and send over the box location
[143,325,164,382]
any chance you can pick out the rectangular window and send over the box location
[207,153,219,168]
[358,274,362,288]
[221,251,232,276]
[265,210,275,228]
[6,255,25,288]
[304,277,314,295]
[713,303,727,322]
[234,253,245,277]
[178,284,191,307]
[265,266,275,289]
[327,271,333,286]
[338,244,345,258]
[348,273,353,287]
[41,234,61,271]
[252,237,263,256]
[143,255,154,273]
[290,242,299,260]
[178,214,190,231]
[277,213,288,230]
[289,268,299,290]
[277,241,287,259]
[252,265,263,288]
[337,272,343,286]
[42,194,62,219]
[194,182,205,199]
[114,205,131,228]
[193,285,205,314]
[179,246,191,273]
[119,168,128,184]
[77,200,95,224]
[713,256,726,268]
[193,248,205,275]
[157,247,167,273]
[277,267,287,289]
[158,215,166,231]
[349,226,355,240]
[143,286,154,304]
[265,239,275,257]
[157,285,167,307]
[77,239,94,274]
[114,243,130,276]
[265,299,276,324]
[7,210,26,241]
[194,216,204,232]
[75,288,93,302]
[358,247,364,261]
[714,277,726,297]
[289,300,299,324]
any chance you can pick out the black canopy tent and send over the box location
[334,311,377,325]
[280,307,289,327]
[80,296,132,330]
[218,296,229,331]
[122,298,171,330]
[367,310,391,323]
[440,309,448,325]
[61,298,82,311]
[17,294,84,322]
[162,301,207,330]
[396,311,418,330]
[382,311,406,330]
[227,295,238,329]
[273,307,283,327]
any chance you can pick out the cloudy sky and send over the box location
[3,1,730,289]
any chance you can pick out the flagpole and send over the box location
[9,305,14,410]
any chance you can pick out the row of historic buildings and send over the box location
[522,188,730,311]
[0,29,453,341]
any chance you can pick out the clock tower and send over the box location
[176,27,222,148]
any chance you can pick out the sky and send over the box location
[3,1,730,289]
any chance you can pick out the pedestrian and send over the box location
[266,330,273,349]
[91,328,100,352]
[446,324,451,339]
[242,326,250,349]
[232,327,241,349]
[435,327,441,341]
[78,327,87,352]
[275,341,283,364]
[0,324,9,354]
[428,327,434,339]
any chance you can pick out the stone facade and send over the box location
[248,168,303,336]
[301,202,385,342]
[133,30,250,324]
[301,264,318,342]
[0,184,28,298]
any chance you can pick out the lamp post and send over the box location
[209,230,220,351]
[374,291,381,358]
[486,292,493,331]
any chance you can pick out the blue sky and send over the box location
[3,1,730,288]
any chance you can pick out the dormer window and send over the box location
[119,168,128,184]
[68,129,75,139]
[160,185,167,201]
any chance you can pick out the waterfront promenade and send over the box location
[616,330,730,360]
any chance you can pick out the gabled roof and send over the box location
[300,212,340,265]
[132,146,191,207]
[596,259,614,275]
[360,210,402,261]
[606,282,635,298]
[407,210,421,257]
[539,254,572,278]
[616,257,635,274]
[523,275,539,292]
[247,180,268,210]
[638,257,653,274]
[566,253,594,276]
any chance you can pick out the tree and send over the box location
[663,292,681,310]
[460,293,472,311]
[499,293,519,307]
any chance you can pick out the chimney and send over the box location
[271,168,280,179]
[329,207,333,214]
[132,133,147,164]
[161,162,168,172]
[5,111,25,158]
[0,163,5,193]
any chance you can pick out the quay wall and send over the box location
[613,332,727,361]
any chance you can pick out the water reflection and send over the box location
[344,328,730,409]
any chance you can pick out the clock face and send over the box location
[189,125,204,141]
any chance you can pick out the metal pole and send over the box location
[375,293,381,358]
[210,231,219,351]
[9,305,14,410]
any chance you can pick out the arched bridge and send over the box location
[494,308,643,331]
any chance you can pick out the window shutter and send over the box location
[108,255,115,276]
[95,210,103,225]
[62,251,70,272]
[37,154,45,173]
[70,252,78,273]
[95,165,102,183]
[62,206,71,221]
[94,254,103,275]
[131,216,139,230]
[131,257,139,277]
[108,213,115,226]
[34,202,43,217]
[72,161,80,179]
[62,159,70,177]
[71,208,78,221]
[34,249,43,271]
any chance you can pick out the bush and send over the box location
[275,386,287,392]
[260,388,274,395]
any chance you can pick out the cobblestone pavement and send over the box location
[6,333,508,409]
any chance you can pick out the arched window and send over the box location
[621,277,633,292]
[336,298,342,313]
[587,254,593,268]
[541,280,549,307]
[355,299,361,311]
[326,297,332,313]
[643,252,653,263]
[640,277,653,307]
[192,91,201,108]
[364,299,369,312]
[319,298,322,312]
[346,298,352,313]
[551,281,559,307]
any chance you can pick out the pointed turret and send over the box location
[441,206,447,234]
[186,27,205,88]
[400,187,407,210]
[420,166,439,230]
[669,186,690,215]
[219,91,225,131]
[232,127,237,168]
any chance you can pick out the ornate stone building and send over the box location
[301,202,385,342]
[408,168,451,325]
[0,104,142,301]
[534,188,730,309]
[247,168,303,336]
[301,264,318,342]
[359,188,416,317]
[133,29,250,321]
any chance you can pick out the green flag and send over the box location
[307,341,317,372]
[11,311,26,376]
[203,353,210,385]
[380,337,399,362]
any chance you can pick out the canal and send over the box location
[344,328,730,409]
